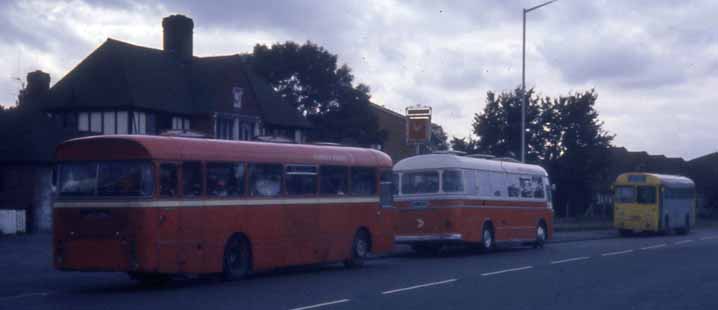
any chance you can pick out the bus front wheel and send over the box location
[222,234,251,281]
[344,229,371,268]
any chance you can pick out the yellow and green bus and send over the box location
[613,173,695,236]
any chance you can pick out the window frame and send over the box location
[350,166,378,196]
[248,162,284,198]
[319,165,349,196]
[56,160,155,199]
[284,164,319,196]
[181,161,205,198]
[158,162,180,198]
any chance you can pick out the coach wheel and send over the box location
[344,229,370,268]
[534,222,547,249]
[678,215,690,235]
[662,216,671,236]
[481,223,495,252]
[128,272,170,286]
[223,235,251,281]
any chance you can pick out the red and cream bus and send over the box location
[392,152,553,254]
[53,135,395,282]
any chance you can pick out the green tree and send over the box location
[250,41,383,145]
[470,88,543,161]
[427,124,449,152]
[466,88,613,216]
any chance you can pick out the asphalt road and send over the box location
[1,229,717,310]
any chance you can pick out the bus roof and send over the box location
[615,172,694,187]
[55,135,392,168]
[393,153,548,176]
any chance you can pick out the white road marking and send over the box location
[550,256,590,265]
[700,236,718,240]
[640,243,667,250]
[0,292,51,301]
[675,240,694,245]
[381,279,457,295]
[481,266,533,276]
[289,299,351,310]
[601,249,634,256]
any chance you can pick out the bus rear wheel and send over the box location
[222,235,251,281]
[662,216,671,236]
[677,215,691,235]
[344,229,370,268]
[480,224,495,252]
[533,222,547,249]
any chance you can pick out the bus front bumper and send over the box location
[395,233,463,244]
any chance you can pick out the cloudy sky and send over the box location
[1,0,717,159]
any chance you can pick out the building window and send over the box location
[172,116,190,130]
[90,112,102,133]
[117,111,129,134]
[103,111,116,134]
[78,112,89,132]
[132,112,146,134]
[217,118,234,140]
[232,86,244,109]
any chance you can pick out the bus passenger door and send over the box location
[156,163,180,273]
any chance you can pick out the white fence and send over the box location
[0,210,26,234]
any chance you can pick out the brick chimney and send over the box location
[26,70,50,94]
[162,14,194,62]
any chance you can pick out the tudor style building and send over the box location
[0,14,311,232]
[46,14,311,142]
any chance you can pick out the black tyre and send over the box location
[222,235,251,281]
[344,229,370,268]
[533,222,547,249]
[677,215,690,235]
[128,272,170,286]
[411,244,442,256]
[480,223,495,252]
[662,216,671,236]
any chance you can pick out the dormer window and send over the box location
[232,86,243,109]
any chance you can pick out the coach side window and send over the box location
[320,166,348,195]
[249,164,283,197]
[159,163,178,197]
[442,170,464,192]
[351,167,377,196]
[182,162,203,197]
[507,174,520,198]
[207,162,245,197]
[286,165,318,196]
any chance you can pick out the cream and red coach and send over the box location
[53,135,395,281]
[392,152,553,253]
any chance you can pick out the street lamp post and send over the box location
[521,0,557,163]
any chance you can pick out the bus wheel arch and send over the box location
[344,227,371,268]
[222,232,253,281]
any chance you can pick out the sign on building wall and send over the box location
[406,106,432,144]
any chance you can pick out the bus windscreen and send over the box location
[58,161,154,197]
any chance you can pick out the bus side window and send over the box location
[380,170,394,208]
[286,165,318,196]
[249,163,283,197]
[207,162,245,197]
[319,166,348,195]
[159,163,178,197]
[351,167,377,196]
[182,162,203,197]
